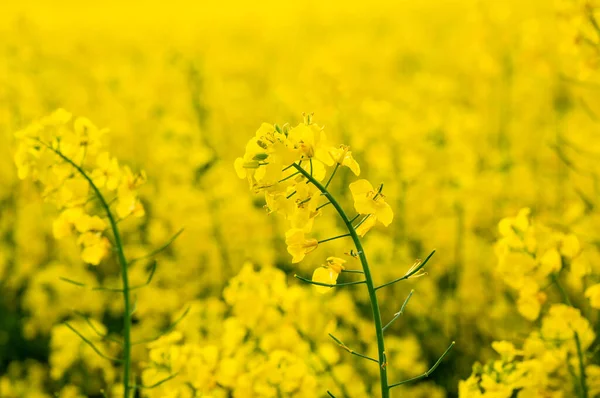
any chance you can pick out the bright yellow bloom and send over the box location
[560,234,581,259]
[355,216,377,237]
[498,208,531,250]
[116,166,146,219]
[349,180,393,232]
[538,248,562,277]
[491,341,521,362]
[285,229,318,263]
[517,280,545,321]
[53,207,86,239]
[91,152,121,191]
[287,123,333,167]
[541,304,595,351]
[329,145,360,176]
[77,232,110,265]
[311,257,346,294]
[585,284,600,309]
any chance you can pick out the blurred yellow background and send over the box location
[1,1,599,397]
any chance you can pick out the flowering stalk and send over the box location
[13,111,156,397]
[235,118,453,396]
[292,163,391,396]
[41,143,133,398]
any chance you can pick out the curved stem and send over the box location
[44,143,133,398]
[292,163,389,397]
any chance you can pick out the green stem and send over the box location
[45,143,133,398]
[382,289,414,332]
[294,274,366,288]
[292,164,389,397]
[388,341,455,389]
[317,233,351,244]
[325,163,340,189]
[375,250,436,291]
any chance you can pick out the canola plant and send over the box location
[1,1,600,397]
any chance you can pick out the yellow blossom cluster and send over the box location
[495,208,583,320]
[460,212,600,398]
[140,264,442,397]
[460,304,599,398]
[14,110,145,265]
[235,118,392,288]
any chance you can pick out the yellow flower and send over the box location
[77,232,110,265]
[91,152,121,191]
[287,123,333,167]
[74,214,107,234]
[498,208,531,237]
[585,284,600,309]
[285,229,318,263]
[497,208,531,249]
[349,179,393,229]
[541,304,595,350]
[560,234,581,259]
[329,145,360,176]
[116,166,146,219]
[288,184,321,232]
[537,248,562,277]
[355,216,377,237]
[517,280,545,321]
[491,341,521,361]
[53,207,86,239]
[311,257,346,294]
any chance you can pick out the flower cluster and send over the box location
[460,304,599,398]
[460,210,600,397]
[235,117,392,289]
[141,264,357,397]
[141,264,441,398]
[495,208,583,320]
[14,109,146,265]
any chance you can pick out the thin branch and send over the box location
[325,163,340,189]
[65,322,123,363]
[389,341,455,389]
[317,201,332,211]
[282,163,296,172]
[294,274,366,288]
[130,229,185,264]
[68,260,157,293]
[279,171,301,183]
[328,333,379,364]
[133,372,179,389]
[374,250,436,291]
[317,233,351,244]
[132,306,191,345]
[75,312,122,345]
[349,214,360,224]
[60,277,87,287]
[353,214,371,230]
[382,290,414,332]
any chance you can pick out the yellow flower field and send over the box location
[1,1,599,397]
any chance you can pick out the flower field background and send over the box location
[1,1,600,397]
